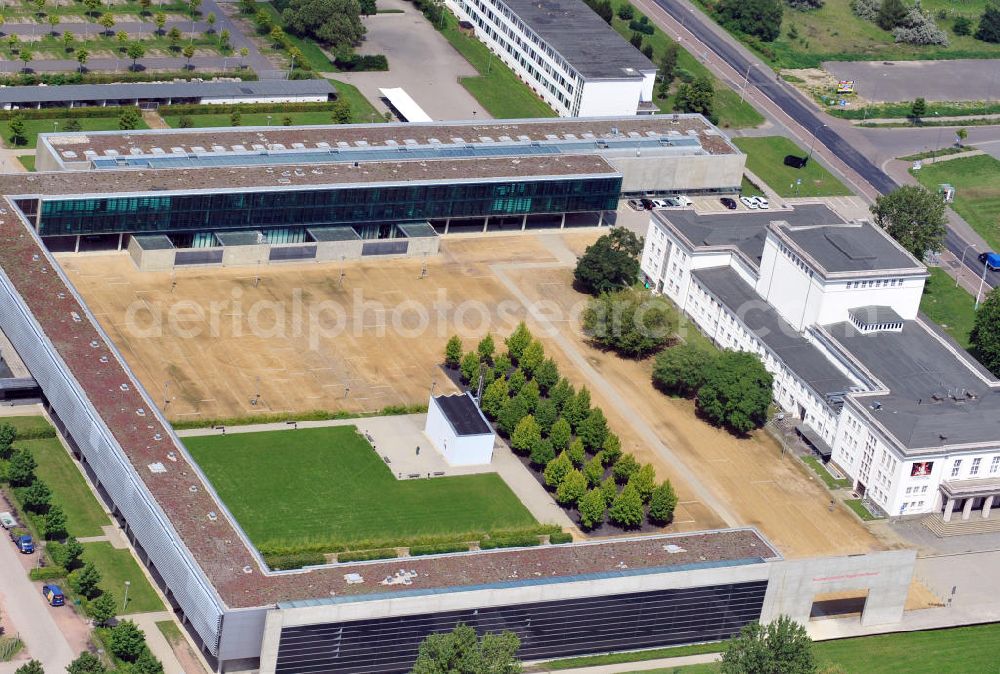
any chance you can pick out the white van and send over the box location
[0,512,16,530]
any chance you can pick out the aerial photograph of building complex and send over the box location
[0,0,999,672]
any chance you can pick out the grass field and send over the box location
[920,267,978,349]
[327,78,384,123]
[438,12,555,119]
[257,2,334,72]
[21,437,109,538]
[912,154,1000,252]
[543,642,723,670]
[802,456,851,490]
[163,110,337,128]
[844,498,879,521]
[0,116,147,149]
[3,415,55,439]
[732,136,852,197]
[17,155,35,171]
[82,541,163,613]
[185,426,537,547]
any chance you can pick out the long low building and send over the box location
[641,206,1000,523]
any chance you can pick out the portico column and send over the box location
[943,497,955,522]
[962,497,975,520]
[983,495,995,519]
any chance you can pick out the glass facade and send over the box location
[274,580,768,674]
[36,177,621,238]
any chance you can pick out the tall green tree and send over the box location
[412,622,521,674]
[715,0,783,41]
[578,407,609,451]
[445,335,463,368]
[497,395,529,437]
[563,387,591,431]
[910,97,927,120]
[477,334,496,363]
[555,468,588,505]
[652,343,716,397]
[7,448,35,486]
[505,322,533,363]
[578,488,606,529]
[574,228,643,295]
[609,483,644,528]
[282,0,365,50]
[8,114,27,147]
[510,415,541,455]
[543,451,573,488]
[87,592,118,627]
[612,453,641,484]
[534,398,558,434]
[533,357,559,393]
[520,340,545,376]
[67,652,107,674]
[460,351,480,384]
[870,185,946,260]
[14,661,44,674]
[582,289,678,357]
[674,75,715,119]
[70,562,102,600]
[21,480,51,512]
[548,417,572,451]
[977,1,1000,42]
[108,620,146,662]
[648,480,678,524]
[720,615,816,674]
[44,504,68,539]
[0,421,16,458]
[628,463,657,503]
[481,377,509,420]
[877,0,908,30]
[971,288,1000,376]
[657,41,680,95]
[696,351,773,435]
[529,438,555,467]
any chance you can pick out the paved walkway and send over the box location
[124,611,203,674]
[531,652,721,674]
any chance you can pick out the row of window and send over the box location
[777,242,814,279]
[845,278,904,289]
[951,456,1000,478]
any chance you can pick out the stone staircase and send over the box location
[922,513,1000,537]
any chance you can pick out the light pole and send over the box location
[739,62,753,104]
[976,258,990,310]
[958,243,977,287]
[122,580,131,611]
[807,124,827,160]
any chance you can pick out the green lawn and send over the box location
[3,415,55,439]
[802,456,851,490]
[156,620,184,645]
[740,175,764,197]
[732,136,852,197]
[543,642,723,670]
[920,267,977,349]
[911,154,1000,252]
[844,498,879,521]
[20,436,109,538]
[184,426,538,548]
[256,2,334,72]
[438,12,555,119]
[82,542,163,614]
[17,155,35,171]
[163,110,337,128]
[0,116,147,149]
[328,78,384,123]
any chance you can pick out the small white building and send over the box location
[425,392,496,466]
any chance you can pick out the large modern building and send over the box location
[641,206,1000,522]
[26,115,743,255]
[447,0,657,116]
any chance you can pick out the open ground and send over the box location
[66,228,901,560]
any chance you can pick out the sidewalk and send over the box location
[532,652,721,674]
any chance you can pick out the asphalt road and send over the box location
[651,0,999,289]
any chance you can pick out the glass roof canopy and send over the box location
[89,135,704,170]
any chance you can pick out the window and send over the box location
[951,460,962,478]
[971,458,982,476]
[991,456,1000,474]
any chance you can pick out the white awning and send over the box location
[378,88,432,123]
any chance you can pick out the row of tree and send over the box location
[854,0,1000,44]
[445,324,679,530]
[2,443,69,540]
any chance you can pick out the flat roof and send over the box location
[307,226,360,242]
[0,205,779,608]
[501,0,655,79]
[774,221,924,276]
[42,115,736,161]
[691,267,857,397]
[434,393,492,436]
[848,306,904,327]
[379,87,432,123]
[823,320,1000,450]
[0,79,334,104]
[132,235,174,250]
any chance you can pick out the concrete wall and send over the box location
[406,235,440,258]
[577,79,645,117]
[34,141,63,172]
[127,237,176,272]
[609,153,745,194]
[424,395,494,466]
[315,239,364,262]
[222,243,269,267]
[762,549,916,627]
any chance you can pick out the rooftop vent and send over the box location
[148,462,167,474]
[243,565,253,574]
[70,312,82,322]
[136,408,146,417]
[99,356,109,363]
[345,573,364,584]
[119,383,129,391]
[207,511,218,521]
[166,451,177,461]
[153,433,162,441]
[663,544,686,554]
[189,485,198,493]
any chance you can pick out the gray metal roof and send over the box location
[502,0,655,79]
[825,320,1000,450]
[434,393,492,436]
[133,235,174,250]
[776,221,923,275]
[691,267,856,397]
[0,79,334,104]
[307,226,360,242]
[849,305,904,327]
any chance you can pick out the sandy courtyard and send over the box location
[63,230,893,558]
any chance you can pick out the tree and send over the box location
[529,437,555,467]
[282,0,365,50]
[629,31,644,49]
[573,228,643,295]
[63,31,75,53]
[132,650,164,674]
[583,289,678,357]
[481,377,509,420]
[0,421,15,458]
[99,13,115,35]
[460,351,481,385]
[549,378,574,414]
[657,41,680,95]
[497,395,529,437]
[505,322,533,363]
[14,661,43,674]
[653,343,716,397]
[8,114,27,147]
[206,12,217,32]
[412,623,521,674]
[167,26,182,50]
[67,652,107,674]
[953,15,972,36]
[601,432,622,465]
[971,288,1000,376]
[219,28,231,49]
[270,24,285,46]
[119,107,141,131]
[563,387,591,431]
[510,415,541,455]
[555,468,588,505]
[543,451,573,488]
[70,562,102,600]
[715,0,782,41]
[475,334,496,364]
[578,408,609,451]
[877,0,908,30]
[617,3,634,20]
[154,12,167,34]
[48,14,60,34]
[720,615,816,674]
[52,537,84,570]
[8,447,36,486]
[978,1,1000,42]
[182,43,196,68]
[956,127,969,146]
[139,0,152,14]
[87,591,118,627]
[628,463,657,503]
[567,438,585,467]
[599,476,618,506]
[117,31,129,50]
[331,98,353,124]
[44,504,68,539]
[519,340,544,377]
[674,75,715,119]
[21,480,51,512]
[609,483,644,528]
[76,48,89,72]
[239,46,250,68]
[548,417,571,451]
[65,118,82,132]
[127,42,146,69]
[230,110,241,126]
[109,620,146,662]
[697,351,773,435]
[578,488,606,529]
[910,97,927,120]
[507,368,527,396]
[444,335,463,368]
[533,357,559,394]
[612,453,640,484]
[648,480,678,524]
[360,0,376,14]
[20,50,33,72]
[534,398,558,434]
[33,0,45,17]
[240,0,257,12]
[583,454,605,487]
[870,185,946,260]
[84,0,101,17]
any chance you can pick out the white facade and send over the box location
[449,0,656,116]
[424,394,495,466]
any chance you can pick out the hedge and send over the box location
[409,542,471,556]
[29,566,68,581]
[549,532,573,544]
[337,548,398,563]
[334,54,389,72]
[479,533,542,550]
[0,106,134,121]
[160,101,338,117]
[169,404,427,430]
[265,551,326,570]
[8,426,57,440]
[0,70,257,87]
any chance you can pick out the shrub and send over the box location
[612,453,641,484]
[29,566,68,581]
[338,548,397,562]
[409,542,470,556]
[953,15,972,35]
[479,533,540,549]
[978,2,1000,42]
[609,483,644,528]
[555,469,588,505]
[893,8,949,45]
[628,18,654,34]
[578,488,607,530]
[543,452,573,489]
[617,3,634,20]
[549,531,573,544]
[333,53,388,71]
[266,551,326,569]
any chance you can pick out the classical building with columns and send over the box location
[640,206,1000,522]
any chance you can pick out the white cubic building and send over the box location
[448,0,657,117]
[641,206,1000,523]
[425,392,496,466]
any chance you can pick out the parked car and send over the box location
[640,198,655,210]
[627,199,645,212]
[10,528,34,554]
[740,196,759,209]
[979,252,1000,271]
[651,199,672,209]
[0,511,15,530]
[674,195,693,207]
[720,197,737,210]
[42,584,65,607]
[752,196,770,210]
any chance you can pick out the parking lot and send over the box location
[824,59,1000,103]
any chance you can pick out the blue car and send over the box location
[43,584,65,607]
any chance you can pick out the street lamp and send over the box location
[739,62,754,104]
[976,258,991,310]
[958,243,978,287]
[807,124,827,160]
[122,580,131,611]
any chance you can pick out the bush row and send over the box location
[479,534,541,550]
[549,531,573,544]
[334,53,389,72]
[170,404,427,430]
[409,542,470,556]
[0,70,257,88]
[29,566,68,581]
[266,550,327,570]
[338,548,398,563]
[161,100,338,116]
